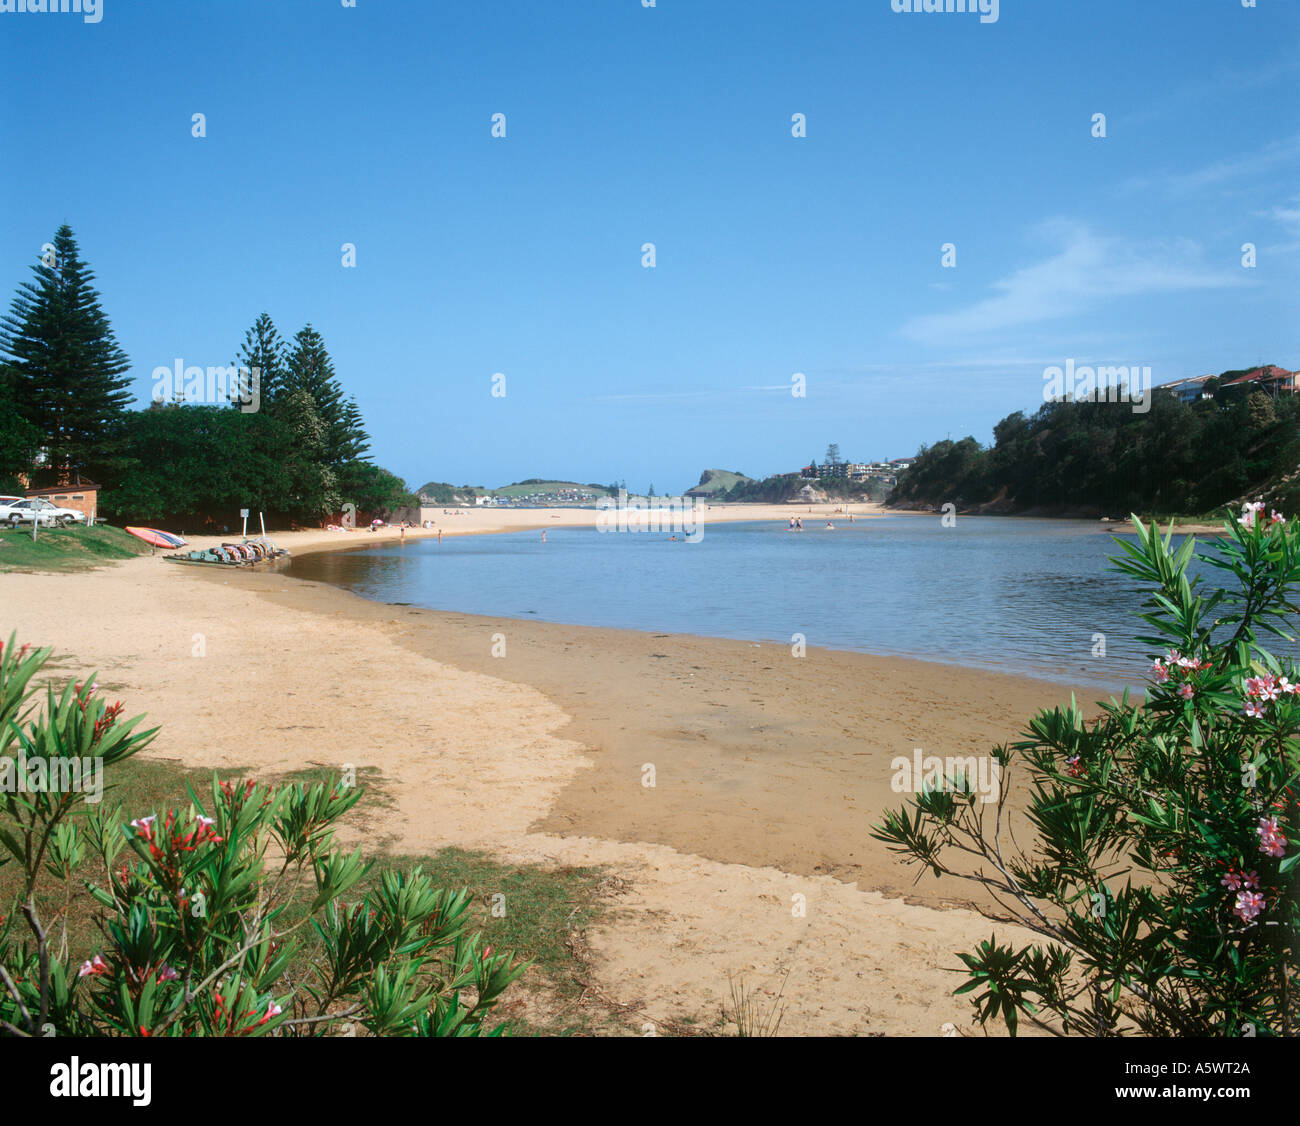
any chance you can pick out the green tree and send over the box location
[279,388,340,518]
[284,325,346,465]
[0,226,134,485]
[105,405,294,523]
[336,396,371,465]
[234,312,289,412]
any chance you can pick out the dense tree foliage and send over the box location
[720,474,886,503]
[0,228,415,526]
[891,379,1300,516]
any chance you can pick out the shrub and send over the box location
[0,638,528,1037]
[873,509,1299,1035]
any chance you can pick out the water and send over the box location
[286,516,1249,687]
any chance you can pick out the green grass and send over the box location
[2,756,619,1036]
[0,524,153,572]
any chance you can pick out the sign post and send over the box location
[240,508,249,538]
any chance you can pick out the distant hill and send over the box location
[415,481,485,504]
[489,480,614,499]
[684,469,755,497]
[414,479,616,505]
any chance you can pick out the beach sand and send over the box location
[2,507,1114,1035]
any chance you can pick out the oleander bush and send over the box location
[0,637,528,1037]
[874,507,1299,1036]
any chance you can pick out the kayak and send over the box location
[126,527,187,548]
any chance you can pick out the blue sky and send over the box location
[2,0,1297,493]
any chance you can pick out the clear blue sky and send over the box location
[2,0,1297,493]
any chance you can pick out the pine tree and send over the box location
[284,325,346,462]
[0,225,134,484]
[234,312,289,411]
[337,396,371,465]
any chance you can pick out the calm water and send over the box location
[283,515,1239,687]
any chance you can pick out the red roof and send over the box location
[1222,366,1295,387]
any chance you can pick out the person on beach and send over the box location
[542,530,547,543]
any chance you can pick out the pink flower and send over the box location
[129,815,156,838]
[1220,867,1260,892]
[1258,816,1288,858]
[78,954,109,978]
[1149,660,1170,684]
[1234,891,1265,922]
[1270,511,1285,526]
[1242,502,1265,530]
[1177,683,1195,700]
[1064,755,1084,778]
[1244,701,1266,718]
[157,964,180,983]
[1244,675,1279,700]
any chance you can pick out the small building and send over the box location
[24,480,100,520]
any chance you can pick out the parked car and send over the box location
[0,496,22,521]
[5,498,86,528]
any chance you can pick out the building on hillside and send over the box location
[1220,366,1296,396]
[1157,375,1215,403]
[1158,367,1297,404]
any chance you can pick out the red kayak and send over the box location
[125,527,188,548]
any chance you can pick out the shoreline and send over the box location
[2,504,1118,1033]
[239,567,1095,908]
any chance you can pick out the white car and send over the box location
[5,498,86,528]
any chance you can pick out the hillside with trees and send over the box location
[889,374,1300,517]
[0,226,417,527]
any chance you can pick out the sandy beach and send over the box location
[2,506,1105,1035]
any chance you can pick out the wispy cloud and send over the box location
[1123,134,1300,196]
[898,221,1245,343]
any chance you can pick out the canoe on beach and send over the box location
[125,526,188,548]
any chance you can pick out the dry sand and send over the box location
[1,506,1112,1035]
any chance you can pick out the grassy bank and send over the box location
[0,524,153,572]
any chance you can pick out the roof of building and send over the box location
[25,481,101,496]
[1222,365,1295,387]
